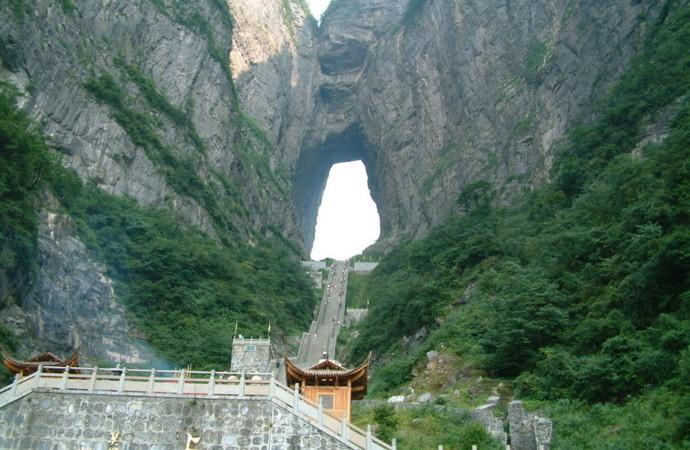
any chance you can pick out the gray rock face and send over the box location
[287,0,662,248]
[0,0,299,242]
[1,193,156,366]
[0,0,304,364]
[0,0,663,365]
[230,0,320,170]
[472,401,507,446]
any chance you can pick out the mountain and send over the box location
[0,0,681,422]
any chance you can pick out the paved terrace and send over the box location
[0,365,392,450]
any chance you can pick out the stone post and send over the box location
[293,383,299,411]
[318,402,324,426]
[88,367,98,393]
[118,367,127,394]
[208,370,216,397]
[239,372,246,398]
[534,417,553,450]
[60,366,70,392]
[366,424,372,450]
[34,364,43,388]
[508,400,536,450]
[392,438,396,450]
[340,417,348,439]
[10,373,19,396]
[147,368,156,395]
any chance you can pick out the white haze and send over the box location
[306,0,331,20]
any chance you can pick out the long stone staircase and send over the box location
[297,261,349,366]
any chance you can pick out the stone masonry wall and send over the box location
[0,391,353,450]
[230,339,272,373]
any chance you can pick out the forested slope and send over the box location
[349,2,690,447]
[0,84,316,379]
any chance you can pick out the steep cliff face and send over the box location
[1,0,300,241]
[3,193,157,365]
[290,0,663,247]
[0,0,665,365]
[230,0,320,169]
[0,0,309,364]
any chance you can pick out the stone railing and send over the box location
[0,366,392,450]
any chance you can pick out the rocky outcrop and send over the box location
[289,0,663,248]
[2,193,157,366]
[508,400,553,450]
[0,0,299,242]
[0,0,308,364]
[230,0,320,169]
[0,0,665,365]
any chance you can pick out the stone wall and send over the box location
[508,401,553,450]
[230,338,272,373]
[0,391,354,450]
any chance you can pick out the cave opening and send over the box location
[310,161,380,261]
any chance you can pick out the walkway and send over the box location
[297,261,349,366]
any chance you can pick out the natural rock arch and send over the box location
[293,124,383,252]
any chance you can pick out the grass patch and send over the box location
[115,58,204,152]
[351,403,503,450]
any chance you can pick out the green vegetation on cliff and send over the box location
[349,3,690,447]
[353,403,502,450]
[0,86,55,304]
[0,85,316,370]
[53,171,316,368]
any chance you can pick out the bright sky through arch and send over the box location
[311,161,380,261]
[306,0,331,20]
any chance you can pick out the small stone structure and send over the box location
[508,400,553,450]
[352,262,378,273]
[230,337,272,373]
[302,261,327,271]
[344,308,368,327]
[471,396,507,445]
[471,399,553,449]
[0,392,355,450]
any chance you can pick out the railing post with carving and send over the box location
[10,373,19,396]
[60,366,70,392]
[147,368,156,395]
[269,373,275,400]
[35,364,43,389]
[293,383,299,411]
[89,367,98,393]
[208,370,216,398]
[118,367,127,394]
[239,372,246,398]
[177,369,185,395]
